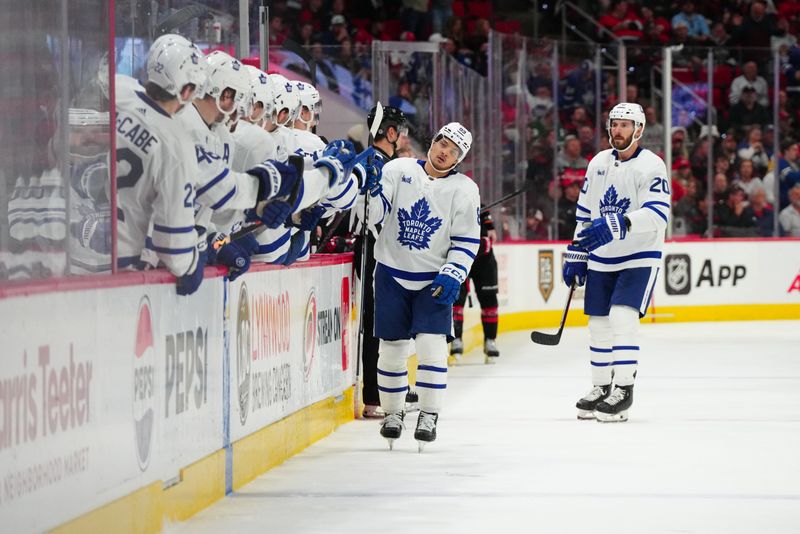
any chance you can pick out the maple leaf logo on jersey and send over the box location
[397,198,442,250]
[599,185,631,216]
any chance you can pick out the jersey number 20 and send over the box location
[649,177,670,195]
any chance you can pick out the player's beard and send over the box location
[612,132,634,151]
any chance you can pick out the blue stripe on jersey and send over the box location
[8,207,66,214]
[380,191,392,212]
[589,251,662,264]
[197,168,230,197]
[378,385,409,393]
[338,197,356,210]
[449,246,476,259]
[590,346,612,353]
[612,360,638,365]
[327,179,354,201]
[257,230,291,253]
[415,381,447,389]
[418,365,448,373]
[451,262,469,276]
[613,346,640,351]
[452,236,481,244]
[576,204,591,214]
[299,243,310,257]
[591,361,612,367]
[153,224,194,234]
[644,204,669,223]
[576,216,591,223]
[211,187,237,210]
[145,237,194,255]
[377,368,408,377]
[319,202,335,209]
[643,201,671,209]
[380,263,438,281]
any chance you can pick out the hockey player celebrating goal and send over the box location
[565,103,669,423]
[357,122,481,450]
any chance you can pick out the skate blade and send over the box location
[405,402,420,413]
[484,354,499,364]
[448,354,461,366]
[386,438,397,450]
[576,409,596,420]
[417,441,426,453]
[595,410,628,423]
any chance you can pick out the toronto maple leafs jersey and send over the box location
[231,120,278,171]
[177,104,260,230]
[292,128,326,157]
[364,158,481,290]
[115,89,199,276]
[574,147,670,272]
[265,124,294,163]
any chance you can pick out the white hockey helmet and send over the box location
[243,65,275,123]
[146,35,207,104]
[204,51,252,120]
[435,122,472,165]
[294,81,321,126]
[607,102,646,151]
[270,73,301,126]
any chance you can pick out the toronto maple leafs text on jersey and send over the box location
[360,158,481,290]
[574,147,670,272]
[116,88,200,276]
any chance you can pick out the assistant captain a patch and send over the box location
[397,197,442,251]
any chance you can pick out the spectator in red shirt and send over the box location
[599,1,644,41]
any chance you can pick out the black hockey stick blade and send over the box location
[531,283,576,346]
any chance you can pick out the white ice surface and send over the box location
[167,321,800,534]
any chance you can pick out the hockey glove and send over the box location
[576,213,627,252]
[292,205,327,232]
[281,232,309,266]
[212,233,259,281]
[315,139,358,187]
[562,244,588,287]
[431,264,467,305]
[70,209,112,254]
[247,159,300,203]
[176,233,207,296]
[355,158,384,197]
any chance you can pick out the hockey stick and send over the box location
[531,283,576,345]
[154,6,208,36]
[480,183,531,213]
[355,102,383,417]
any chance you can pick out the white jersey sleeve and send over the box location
[116,90,199,276]
[230,120,278,171]
[577,147,670,272]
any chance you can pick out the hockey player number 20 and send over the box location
[649,177,670,195]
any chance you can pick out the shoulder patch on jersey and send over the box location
[401,175,412,184]
[397,197,442,251]
[600,185,631,216]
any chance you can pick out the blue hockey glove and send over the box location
[430,264,467,305]
[315,139,358,186]
[257,200,293,229]
[292,205,327,231]
[213,233,259,281]
[562,244,588,287]
[356,158,384,197]
[176,235,207,296]
[247,159,299,202]
[576,213,627,252]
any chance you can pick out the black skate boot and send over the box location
[405,388,419,412]
[450,338,464,355]
[484,338,499,364]
[595,385,634,423]
[414,411,439,452]
[575,384,611,420]
[380,412,405,450]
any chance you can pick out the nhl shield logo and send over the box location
[538,250,554,302]
[665,254,691,295]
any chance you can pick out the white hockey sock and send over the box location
[414,333,448,413]
[588,315,613,385]
[609,305,640,386]
[377,339,411,413]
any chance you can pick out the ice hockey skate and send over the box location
[484,338,499,363]
[405,389,419,412]
[575,384,611,419]
[450,337,464,355]
[414,411,438,452]
[362,404,384,419]
[380,412,405,450]
[595,385,633,423]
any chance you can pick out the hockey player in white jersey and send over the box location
[116,35,208,295]
[565,103,670,423]
[359,122,481,450]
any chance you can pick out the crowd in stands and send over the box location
[514,0,800,240]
